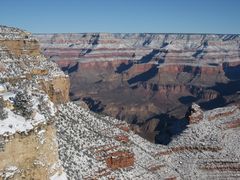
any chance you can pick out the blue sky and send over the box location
[0,0,239,34]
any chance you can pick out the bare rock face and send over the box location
[0,39,40,57]
[35,33,240,143]
[106,151,134,170]
[39,76,70,104]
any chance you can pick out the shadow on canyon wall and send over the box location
[36,33,240,145]
[127,65,158,85]
[67,61,240,145]
[62,62,79,74]
[146,114,188,145]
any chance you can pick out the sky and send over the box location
[0,0,239,34]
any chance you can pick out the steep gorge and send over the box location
[35,33,240,143]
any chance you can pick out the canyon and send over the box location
[35,33,240,143]
[0,25,239,179]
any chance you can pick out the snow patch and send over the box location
[0,166,20,179]
[50,171,67,180]
[0,109,47,136]
[0,109,33,136]
[37,129,46,145]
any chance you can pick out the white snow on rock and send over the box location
[55,102,240,179]
[0,86,58,136]
[0,109,33,136]
[37,129,46,145]
[50,171,67,180]
[0,93,56,136]
[0,92,15,101]
[0,166,20,179]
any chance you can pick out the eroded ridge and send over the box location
[56,102,240,179]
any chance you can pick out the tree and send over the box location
[14,90,34,118]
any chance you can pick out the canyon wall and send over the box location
[0,26,67,179]
[34,33,240,143]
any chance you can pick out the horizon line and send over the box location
[33,32,240,36]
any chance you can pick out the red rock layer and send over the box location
[35,33,240,143]
[106,151,134,170]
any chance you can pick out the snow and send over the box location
[37,129,46,145]
[0,84,6,93]
[0,107,48,136]
[50,171,67,180]
[54,102,240,179]
[32,112,45,123]
[1,26,240,179]
[42,95,57,116]
[0,25,30,40]
[0,109,33,136]
[0,92,15,101]
[0,84,57,136]
[0,166,20,179]
[0,26,68,179]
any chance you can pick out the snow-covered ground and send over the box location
[56,102,240,179]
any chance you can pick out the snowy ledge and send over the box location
[0,109,47,136]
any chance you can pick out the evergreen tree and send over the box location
[14,90,34,118]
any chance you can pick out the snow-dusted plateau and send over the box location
[0,26,239,179]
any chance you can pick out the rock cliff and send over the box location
[35,33,240,142]
[0,25,67,179]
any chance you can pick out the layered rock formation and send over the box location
[35,33,240,142]
[0,26,67,179]
[1,27,69,104]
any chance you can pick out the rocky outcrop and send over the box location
[0,29,70,105]
[0,39,40,57]
[106,151,134,170]
[0,25,67,180]
[39,76,70,104]
[186,103,204,124]
[35,33,240,143]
